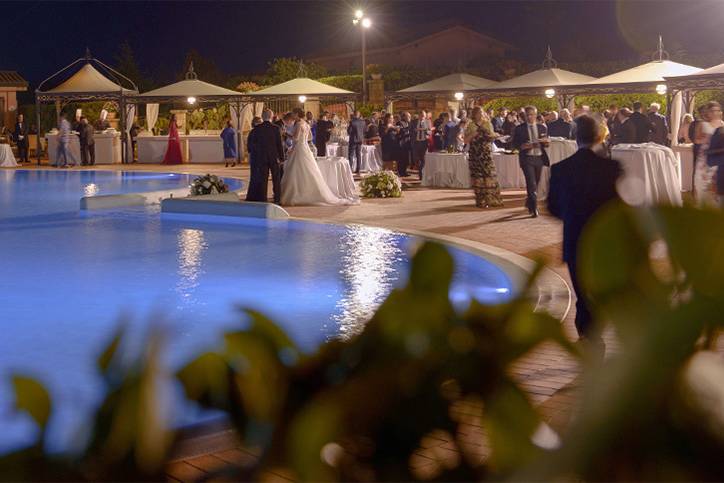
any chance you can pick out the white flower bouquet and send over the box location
[190,174,230,196]
[359,170,402,199]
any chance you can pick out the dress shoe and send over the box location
[531,208,539,218]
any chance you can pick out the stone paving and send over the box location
[12,162,585,481]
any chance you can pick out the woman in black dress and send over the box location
[380,113,399,171]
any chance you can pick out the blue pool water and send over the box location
[0,170,513,452]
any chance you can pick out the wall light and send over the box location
[187,96,196,105]
[298,95,307,104]
[656,84,667,95]
[544,88,556,99]
[454,92,464,101]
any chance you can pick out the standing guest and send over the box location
[129,122,140,163]
[162,113,183,165]
[315,111,333,157]
[54,114,73,168]
[545,110,558,125]
[548,114,622,354]
[606,104,620,137]
[629,101,653,143]
[547,109,574,138]
[347,110,365,174]
[432,113,445,151]
[458,109,468,124]
[220,119,237,167]
[648,102,669,145]
[678,113,694,144]
[410,109,430,174]
[380,113,399,171]
[502,112,517,137]
[365,118,381,145]
[464,106,503,208]
[282,112,295,156]
[247,109,284,204]
[396,111,412,177]
[306,111,316,144]
[13,113,29,164]
[443,112,458,150]
[512,105,550,217]
[492,107,507,134]
[706,120,724,207]
[694,101,724,206]
[612,108,635,144]
[78,116,95,166]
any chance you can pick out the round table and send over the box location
[611,143,682,206]
[326,143,382,172]
[316,156,360,203]
[0,145,18,167]
[537,138,579,199]
[421,152,470,188]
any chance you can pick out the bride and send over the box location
[281,109,358,206]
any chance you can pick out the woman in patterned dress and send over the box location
[464,107,503,208]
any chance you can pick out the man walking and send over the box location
[55,114,73,168]
[347,110,365,174]
[79,116,95,166]
[512,106,550,217]
[548,115,622,354]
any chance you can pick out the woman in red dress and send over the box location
[162,114,183,165]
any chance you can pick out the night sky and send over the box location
[4,0,724,89]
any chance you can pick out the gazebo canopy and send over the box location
[131,63,241,103]
[245,77,356,100]
[397,73,498,95]
[36,50,138,101]
[666,62,724,90]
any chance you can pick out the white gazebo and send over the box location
[665,62,724,92]
[35,49,138,164]
[392,73,498,110]
[477,48,596,108]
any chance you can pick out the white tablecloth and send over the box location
[46,132,121,164]
[611,143,683,206]
[422,152,470,188]
[492,153,526,189]
[0,145,18,167]
[326,143,382,172]
[46,134,80,165]
[672,144,694,191]
[316,156,359,202]
[137,135,224,163]
[537,138,579,199]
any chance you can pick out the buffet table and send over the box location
[325,143,382,172]
[46,131,121,165]
[137,135,224,164]
[316,156,359,202]
[0,145,18,167]
[611,143,682,206]
[672,144,694,191]
[423,152,526,190]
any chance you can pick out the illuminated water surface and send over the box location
[0,170,513,452]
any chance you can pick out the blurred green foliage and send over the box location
[2,204,724,481]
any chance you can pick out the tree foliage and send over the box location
[261,57,327,86]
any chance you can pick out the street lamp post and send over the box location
[353,11,371,104]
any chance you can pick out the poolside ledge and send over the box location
[161,193,290,219]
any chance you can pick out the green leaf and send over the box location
[409,242,454,295]
[12,376,51,431]
[97,325,124,375]
[177,353,231,409]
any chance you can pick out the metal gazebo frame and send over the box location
[35,49,138,165]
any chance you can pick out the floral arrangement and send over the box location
[189,174,230,196]
[360,170,402,198]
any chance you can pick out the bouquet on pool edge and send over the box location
[190,174,230,196]
[360,170,402,198]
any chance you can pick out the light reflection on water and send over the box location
[176,228,207,307]
[333,225,405,339]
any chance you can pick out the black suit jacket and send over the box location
[491,116,505,134]
[648,112,668,145]
[548,148,622,262]
[248,121,283,166]
[547,119,573,139]
[512,122,550,166]
[347,117,366,145]
[79,124,95,145]
[316,119,333,145]
[14,122,28,146]
[614,119,637,144]
[629,111,653,143]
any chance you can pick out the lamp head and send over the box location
[298,95,307,104]
[544,88,556,99]
[655,84,667,95]
[187,96,197,105]
[454,92,464,101]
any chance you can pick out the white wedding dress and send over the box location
[281,120,356,206]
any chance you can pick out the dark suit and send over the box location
[347,117,366,173]
[491,116,505,134]
[547,118,574,139]
[79,123,95,165]
[315,119,333,156]
[648,112,668,145]
[247,121,284,203]
[614,118,637,144]
[548,148,622,338]
[512,122,550,213]
[410,118,430,177]
[629,111,653,143]
[14,121,29,163]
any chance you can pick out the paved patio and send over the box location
[14,161,583,480]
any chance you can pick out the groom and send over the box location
[247,109,284,204]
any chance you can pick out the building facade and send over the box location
[0,71,28,129]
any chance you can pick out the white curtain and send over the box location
[125,104,136,162]
[146,103,159,133]
[670,91,683,147]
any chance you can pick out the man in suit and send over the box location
[397,111,412,177]
[78,117,95,166]
[247,109,284,204]
[547,109,574,139]
[512,106,550,217]
[410,109,430,178]
[13,113,29,164]
[315,111,333,157]
[347,110,366,174]
[612,108,636,145]
[548,115,622,352]
[648,102,669,145]
[629,101,653,143]
[491,107,507,134]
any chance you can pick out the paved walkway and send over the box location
[11,162,582,480]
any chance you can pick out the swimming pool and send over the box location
[0,169,514,452]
